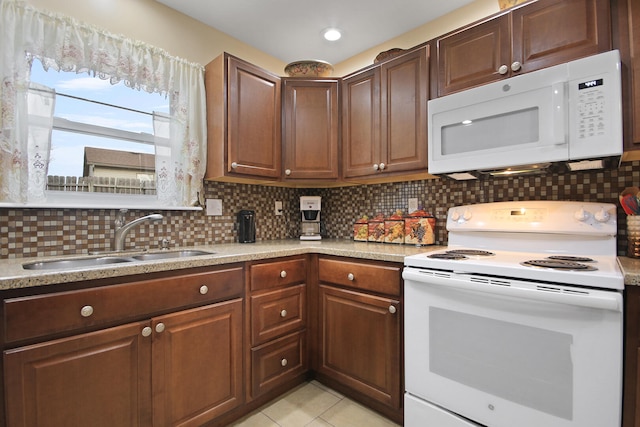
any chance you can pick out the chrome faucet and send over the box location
[113,209,163,251]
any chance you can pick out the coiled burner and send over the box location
[428,253,468,260]
[427,249,495,260]
[521,259,598,271]
[546,255,594,263]
[446,249,495,257]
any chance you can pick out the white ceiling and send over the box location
[155,0,476,65]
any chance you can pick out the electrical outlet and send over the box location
[275,201,283,216]
[206,199,223,216]
[408,198,419,213]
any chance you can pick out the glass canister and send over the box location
[628,216,640,258]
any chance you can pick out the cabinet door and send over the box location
[380,46,429,174]
[318,285,401,409]
[511,0,611,74]
[152,299,243,427]
[227,56,281,179]
[342,67,381,178]
[434,15,511,96]
[282,79,339,180]
[4,321,152,427]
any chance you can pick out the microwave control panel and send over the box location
[576,78,605,140]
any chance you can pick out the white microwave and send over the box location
[428,50,623,180]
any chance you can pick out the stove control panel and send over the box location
[447,201,617,236]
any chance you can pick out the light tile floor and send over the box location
[229,381,401,427]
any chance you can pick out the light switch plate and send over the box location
[206,199,223,216]
[408,198,419,213]
[275,201,283,215]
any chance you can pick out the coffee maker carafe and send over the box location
[300,196,321,240]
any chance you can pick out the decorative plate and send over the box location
[284,60,334,77]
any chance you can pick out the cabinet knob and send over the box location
[199,285,209,295]
[155,323,165,333]
[389,305,397,314]
[373,163,379,171]
[141,326,152,337]
[347,273,355,281]
[498,64,509,75]
[511,61,522,72]
[231,162,238,169]
[379,162,386,171]
[80,305,94,318]
[285,169,291,176]
[280,309,288,318]
[280,270,287,278]
[281,358,288,367]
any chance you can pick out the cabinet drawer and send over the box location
[251,330,307,397]
[250,257,306,291]
[318,258,401,296]
[4,266,243,344]
[251,284,306,346]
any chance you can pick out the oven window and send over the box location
[440,107,539,155]
[429,307,573,420]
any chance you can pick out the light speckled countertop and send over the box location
[0,239,443,291]
[618,256,640,286]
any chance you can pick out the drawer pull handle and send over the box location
[280,270,287,278]
[142,326,152,337]
[347,273,355,281]
[199,285,209,295]
[80,305,94,318]
[281,358,288,367]
[389,305,397,314]
[280,309,288,318]
[155,323,165,333]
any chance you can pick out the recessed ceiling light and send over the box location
[323,28,342,41]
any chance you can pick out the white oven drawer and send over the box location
[405,393,482,427]
[404,269,623,427]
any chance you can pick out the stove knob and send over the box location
[594,208,610,223]
[463,210,472,221]
[451,211,460,221]
[574,208,588,222]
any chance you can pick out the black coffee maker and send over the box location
[238,210,256,243]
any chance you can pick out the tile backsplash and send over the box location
[2,162,639,259]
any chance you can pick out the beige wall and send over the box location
[27,0,499,77]
[26,0,287,73]
[333,0,500,75]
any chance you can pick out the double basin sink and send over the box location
[23,250,215,271]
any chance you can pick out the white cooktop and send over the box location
[404,201,623,290]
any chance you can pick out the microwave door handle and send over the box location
[551,82,567,145]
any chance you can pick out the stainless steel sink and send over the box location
[23,256,134,270]
[131,250,215,261]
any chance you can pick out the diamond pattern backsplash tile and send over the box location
[1,162,639,258]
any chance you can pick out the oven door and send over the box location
[403,267,623,427]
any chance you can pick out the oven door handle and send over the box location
[402,269,622,312]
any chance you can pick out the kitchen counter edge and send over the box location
[0,239,443,290]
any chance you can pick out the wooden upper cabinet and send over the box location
[433,0,611,97]
[205,53,282,181]
[282,79,339,181]
[433,15,511,97]
[342,46,428,180]
[380,46,429,175]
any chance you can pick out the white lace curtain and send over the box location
[0,0,207,206]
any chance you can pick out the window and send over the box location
[0,1,207,209]
[30,58,168,197]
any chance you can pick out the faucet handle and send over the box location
[160,238,171,250]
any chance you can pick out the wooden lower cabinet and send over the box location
[4,299,243,427]
[5,321,151,427]
[315,257,403,424]
[624,286,640,427]
[152,300,243,427]
[247,257,308,400]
